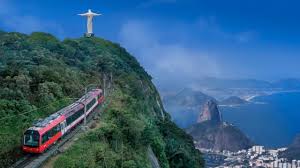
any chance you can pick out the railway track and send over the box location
[10,97,110,168]
[10,154,37,168]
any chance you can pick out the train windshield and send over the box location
[24,130,40,147]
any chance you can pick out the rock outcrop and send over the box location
[187,100,253,152]
[163,88,215,128]
[187,121,253,152]
[197,100,222,123]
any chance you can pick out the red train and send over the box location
[22,89,104,153]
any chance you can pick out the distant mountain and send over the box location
[194,77,273,89]
[163,88,215,128]
[280,134,300,160]
[219,96,248,106]
[164,88,215,107]
[191,77,300,90]
[188,77,300,101]
[187,121,253,152]
[186,101,253,152]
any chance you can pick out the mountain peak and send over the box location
[279,134,300,160]
[197,100,222,123]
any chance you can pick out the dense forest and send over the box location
[0,31,204,167]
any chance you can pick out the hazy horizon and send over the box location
[2,1,300,167]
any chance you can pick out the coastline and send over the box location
[242,90,300,102]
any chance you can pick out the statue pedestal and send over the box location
[84,33,94,38]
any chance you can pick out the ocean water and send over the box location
[220,92,300,148]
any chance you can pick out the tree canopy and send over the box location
[0,31,204,168]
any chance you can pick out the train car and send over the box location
[22,89,104,153]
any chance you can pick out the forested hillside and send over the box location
[0,31,204,167]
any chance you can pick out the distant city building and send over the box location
[252,145,265,154]
[199,145,298,168]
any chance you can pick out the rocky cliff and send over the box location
[197,100,222,123]
[163,88,215,128]
[187,100,252,152]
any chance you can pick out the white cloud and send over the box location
[0,0,64,36]
[119,20,220,83]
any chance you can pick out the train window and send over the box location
[49,127,55,139]
[74,113,78,121]
[42,132,49,144]
[66,107,86,126]
[66,115,73,126]
[79,109,84,116]
[74,111,79,121]
[67,112,78,126]
[51,127,56,137]
[87,99,96,110]
[24,130,40,147]
[55,125,60,132]
[42,126,57,144]
[48,132,53,139]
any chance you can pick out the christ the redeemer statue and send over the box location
[78,9,101,37]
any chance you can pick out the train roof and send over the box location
[28,89,102,132]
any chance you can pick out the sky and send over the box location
[1,0,300,84]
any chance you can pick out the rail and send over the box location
[10,95,111,168]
